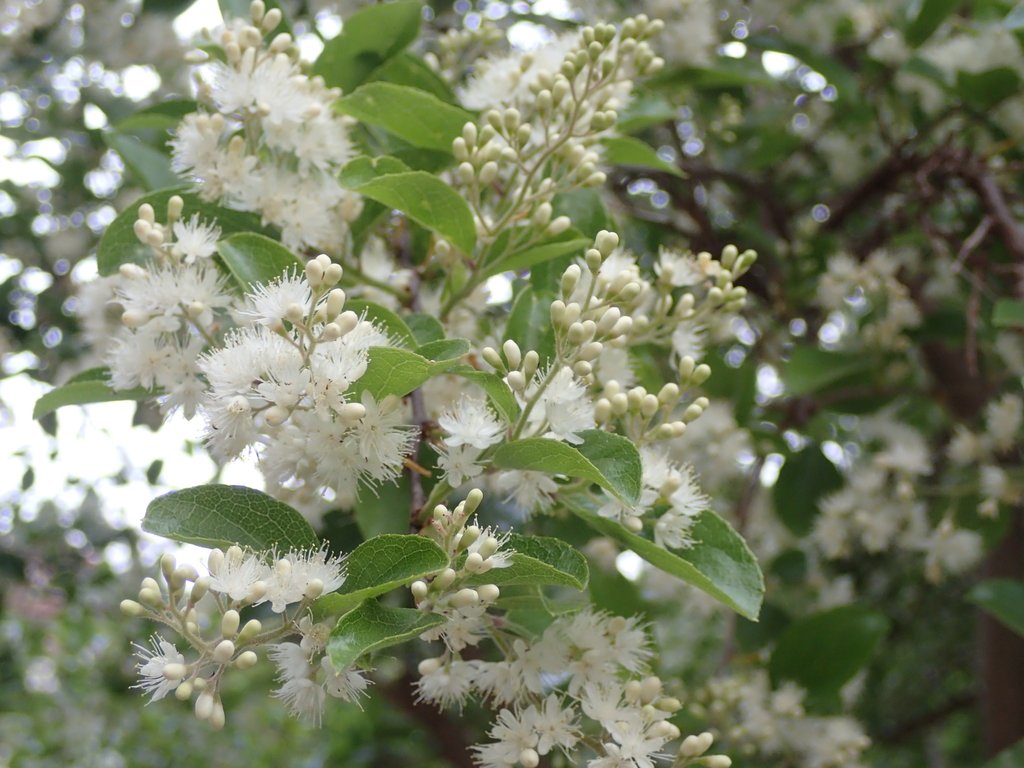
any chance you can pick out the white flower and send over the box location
[671,320,706,361]
[473,706,541,768]
[437,444,485,488]
[494,469,559,513]
[532,695,580,754]
[986,393,1023,452]
[133,636,185,702]
[415,659,476,710]
[351,393,417,485]
[653,508,698,550]
[262,546,346,612]
[236,273,311,327]
[273,678,326,725]
[208,545,269,602]
[320,657,372,702]
[439,397,506,449]
[171,214,221,262]
[529,366,595,444]
[268,642,313,683]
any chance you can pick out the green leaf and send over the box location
[906,0,960,47]
[143,484,319,551]
[33,367,155,420]
[970,579,1024,637]
[993,299,1024,328]
[417,338,470,363]
[354,476,413,539]
[337,82,473,153]
[957,68,1022,110]
[340,169,475,255]
[505,286,557,364]
[773,447,843,536]
[769,605,889,696]
[406,313,446,344]
[344,299,416,347]
[468,533,589,589]
[492,430,642,506]
[339,155,411,187]
[652,60,778,90]
[552,189,611,239]
[327,600,445,671]
[617,93,676,133]
[482,234,590,279]
[781,347,874,397]
[115,99,197,133]
[355,347,432,399]
[103,132,179,191]
[97,188,266,276]
[449,366,521,423]
[216,232,302,290]
[602,136,683,177]
[368,52,455,102]
[315,534,449,615]
[569,498,764,621]
[313,1,422,94]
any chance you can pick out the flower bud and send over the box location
[221,610,240,638]
[235,651,258,669]
[120,599,145,617]
[478,584,500,603]
[213,639,236,663]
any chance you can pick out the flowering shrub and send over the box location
[13,0,1024,766]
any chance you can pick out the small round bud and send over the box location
[305,259,325,286]
[703,757,732,768]
[263,405,289,426]
[595,230,619,257]
[450,588,480,609]
[411,580,429,600]
[478,584,500,603]
[120,599,145,617]
[482,346,505,371]
[519,748,540,768]
[175,681,193,700]
[418,657,442,676]
[546,216,571,236]
[502,340,522,371]
[464,552,485,573]
[236,619,263,645]
[434,568,457,591]
[213,639,236,664]
[221,610,240,638]
[507,371,526,391]
[235,650,258,669]
[195,691,215,721]
[163,663,187,681]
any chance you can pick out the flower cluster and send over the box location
[171,1,360,250]
[693,669,870,768]
[120,546,363,728]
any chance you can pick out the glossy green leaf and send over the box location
[769,605,889,695]
[315,534,449,615]
[313,1,422,93]
[353,476,413,539]
[406,313,446,344]
[33,367,155,421]
[336,82,472,153]
[773,447,843,536]
[327,600,445,671]
[569,498,764,620]
[103,132,178,191]
[340,169,475,255]
[354,347,432,399]
[906,0,960,47]
[617,93,676,133]
[367,52,455,102]
[483,235,590,279]
[97,188,266,276]
[957,68,1022,110]
[143,484,319,551]
[781,347,874,397]
[493,430,641,506]
[216,232,302,290]
[417,338,470,363]
[344,299,417,348]
[970,579,1024,637]
[602,136,683,177]
[468,533,588,590]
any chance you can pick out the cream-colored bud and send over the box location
[304,578,325,600]
[221,610,240,638]
[507,371,526,391]
[611,393,629,416]
[464,552,485,573]
[595,398,612,422]
[213,639,235,663]
[121,309,149,329]
[624,679,642,702]
[120,599,145,616]
[133,219,152,243]
[578,341,603,361]
[657,383,680,405]
[478,584,500,602]
[546,216,571,236]
[519,748,540,768]
[657,696,682,712]
[235,651,258,670]
[462,122,477,147]
[550,300,567,326]
[561,264,581,296]
[641,394,660,418]
[573,360,592,377]
[450,588,479,608]
[463,488,484,516]
[262,7,282,30]
[138,203,155,223]
[263,405,289,426]
[595,230,619,257]
[334,310,359,335]
[163,663,187,681]
[522,350,539,381]
[691,363,712,385]
[418,657,442,676]
[502,340,522,371]
[703,756,731,768]
[326,288,346,318]
[195,691,215,721]
[460,525,482,550]
[411,580,429,600]
[482,346,505,371]
[640,675,662,703]
[305,259,325,285]
[458,162,475,184]
[236,619,263,645]
[175,681,193,700]
[452,137,469,161]
[478,161,498,186]
[477,535,500,559]
[624,516,643,532]
[434,568,457,591]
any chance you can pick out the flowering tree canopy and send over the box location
[4,0,1024,766]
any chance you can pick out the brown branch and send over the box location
[962,161,1024,263]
